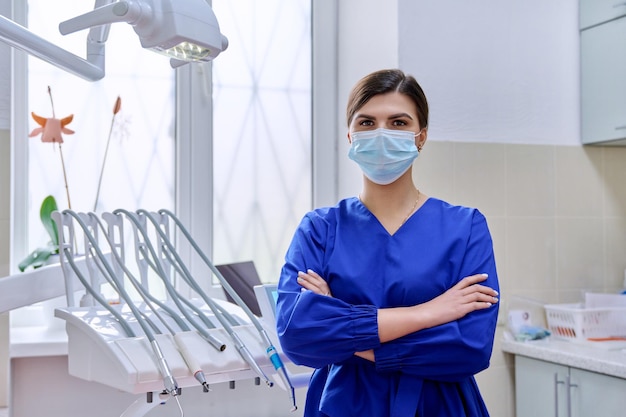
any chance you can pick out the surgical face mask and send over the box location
[348,128,420,185]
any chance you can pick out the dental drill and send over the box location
[125,209,276,391]
[60,210,181,401]
[155,209,298,412]
[92,212,219,391]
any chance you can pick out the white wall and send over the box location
[337,0,399,198]
[398,0,580,146]
[337,0,581,199]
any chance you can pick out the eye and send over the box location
[358,120,374,127]
[391,119,408,127]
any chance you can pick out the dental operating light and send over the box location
[0,0,228,81]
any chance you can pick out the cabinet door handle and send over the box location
[615,125,626,130]
[565,375,578,417]
[614,2,626,8]
[555,373,564,417]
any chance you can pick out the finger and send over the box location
[298,270,322,288]
[465,291,499,305]
[297,271,329,295]
[456,273,489,288]
[466,284,499,297]
[472,300,497,310]
[306,269,328,286]
[297,271,314,288]
[306,269,324,280]
[297,276,320,293]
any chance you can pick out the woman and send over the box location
[276,69,500,417]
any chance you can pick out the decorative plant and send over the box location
[18,195,60,272]
[29,86,74,209]
[93,95,122,212]
[20,89,125,271]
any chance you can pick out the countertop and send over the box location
[501,337,626,379]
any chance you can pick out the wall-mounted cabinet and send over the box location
[581,0,626,145]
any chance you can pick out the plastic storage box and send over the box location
[544,303,626,342]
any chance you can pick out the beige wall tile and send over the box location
[505,289,559,308]
[505,217,557,292]
[556,218,604,291]
[506,144,555,217]
[603,147,626,217]
[413,141,455,202]
[604,217,626,292]
[486,215,505,263]
[555,146,603,217]
[453,142,507,216]
[476,362,514,417]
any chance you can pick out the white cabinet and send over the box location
[515,356,568,417]
[570,367,626,417]
[580,0,626,145]
[515,355,626,417]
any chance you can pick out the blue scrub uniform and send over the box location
[276,197,499,417]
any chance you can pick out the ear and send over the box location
[347,132,353,144]
[416,128,428,151]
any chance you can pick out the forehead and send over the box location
[356,92,418,118]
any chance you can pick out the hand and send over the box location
[297,269,332,297]
[419,273,498,328]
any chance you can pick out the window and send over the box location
[11,0,315,305]
[211,0,312,283]
[23,0,175,257]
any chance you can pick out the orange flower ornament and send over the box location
[29,112,75,143]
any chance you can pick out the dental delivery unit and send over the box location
[45,208,309,417]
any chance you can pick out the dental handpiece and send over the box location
[267,345,297,412]
[228,332,273,387]
[158,208,299,410]
[174,333,210,392]
[151,339,178,396]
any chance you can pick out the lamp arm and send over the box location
[0,14,105,81]
[60,1,144,36]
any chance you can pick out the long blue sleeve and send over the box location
[276,197,499,417]
[276,212,381,368]
[374,211,499,380]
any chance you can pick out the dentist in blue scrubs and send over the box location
[276,69,500,417]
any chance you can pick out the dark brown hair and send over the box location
[346,69,429,129]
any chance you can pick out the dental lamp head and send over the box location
[129,0,230,67]
[0,0,228,81]
[60,0,229,68]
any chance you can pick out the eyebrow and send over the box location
[355,112,415,120]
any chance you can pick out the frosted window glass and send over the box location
[212,0,312,283]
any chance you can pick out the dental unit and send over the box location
[48,209,307,417]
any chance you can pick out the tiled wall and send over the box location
[0,128,10,407]
[414,141,626,417]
